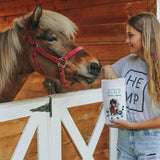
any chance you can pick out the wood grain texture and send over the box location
[79,43,130,61]
[76,23,126,43]
[52,0,143,10]
[0,119,37,160]
[58,1,147,25]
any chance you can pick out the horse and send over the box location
[0,4,101,103]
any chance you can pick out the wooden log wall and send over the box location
[0,0,156,159]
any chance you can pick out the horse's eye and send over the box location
[48,36,57,42]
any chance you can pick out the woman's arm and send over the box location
[110,116,160,129]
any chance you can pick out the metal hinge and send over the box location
[30,97,52,117]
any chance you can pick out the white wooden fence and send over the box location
[0,88,118,160]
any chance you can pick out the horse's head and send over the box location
[15,4,101,87]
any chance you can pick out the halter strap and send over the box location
[25,26,84,86]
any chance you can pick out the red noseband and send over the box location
[25,27,84,86]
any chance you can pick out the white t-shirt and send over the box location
[112,54,160,122]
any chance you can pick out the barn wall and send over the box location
[0,0,156,159]
[14,0,156,98]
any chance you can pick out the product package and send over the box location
[101,78,126,125]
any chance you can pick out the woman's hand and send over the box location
[102,65,117,79]
[94,65,117,83]
[109,120,134,129]
[110,116,160,130]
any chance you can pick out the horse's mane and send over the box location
[0,9,78,95]
[39,10,78,41]
[14,10,78,40]
[0,28,22,95]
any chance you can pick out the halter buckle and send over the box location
[31,43,38,50]
[58,57,67,68]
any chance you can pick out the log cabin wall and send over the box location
[12,0,156,98]
[0,0,156,160]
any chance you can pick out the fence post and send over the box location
[48,97,63,160]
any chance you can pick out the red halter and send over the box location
[25,27,84,86]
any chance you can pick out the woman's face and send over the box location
[126,24,143,58]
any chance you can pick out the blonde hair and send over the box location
[128,13,160,106]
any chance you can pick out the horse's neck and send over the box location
[0,55,33,103]
[0,27,35,103]
[0,72,28,103]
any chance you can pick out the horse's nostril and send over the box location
[88,62,101,76]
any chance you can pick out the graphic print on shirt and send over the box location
[124,69,147,112]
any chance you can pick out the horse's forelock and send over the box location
[14,9,78,41]
[40,10,78,41]
[0,28,22,95]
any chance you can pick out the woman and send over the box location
[103,13,160,159]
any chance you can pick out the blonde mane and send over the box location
[0,9,78,96]
[14,9,78,41]
[0,28,22,96]
[39,10,78,41]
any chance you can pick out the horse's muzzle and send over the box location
[88,62,101,76]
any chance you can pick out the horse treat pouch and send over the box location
[101,78,126,125]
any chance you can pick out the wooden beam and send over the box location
[58,1,147,25]
[76,23,126,43]
[78,43,129,61]
[53,0,145,10]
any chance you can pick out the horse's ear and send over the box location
[31,3,42,27]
